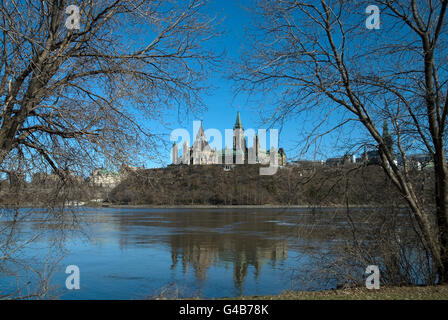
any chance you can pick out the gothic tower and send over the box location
[233,112,246,163]
[193,121,213,165]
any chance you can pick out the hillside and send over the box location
[108,164,434,206]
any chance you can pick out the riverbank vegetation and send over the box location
[0,162,435,208]
[229,285,448,300]
[0,0,220,300]
[234,0,448,287]
[1,0,448,300]
[108,164,434,207]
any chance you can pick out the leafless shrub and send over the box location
[234,0,448,283]
[0,0,220,298]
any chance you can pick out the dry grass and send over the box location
[226,285,448,300]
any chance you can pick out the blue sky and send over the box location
[152,0,363,168]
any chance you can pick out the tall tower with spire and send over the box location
[233,112,246,164]
[193,121,212,164]
[171,112,286,167]
[234,113,245,148]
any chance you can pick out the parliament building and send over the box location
[171,112,286,167]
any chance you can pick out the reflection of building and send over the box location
[115,209,290,293]
[231,244,288,291]
[171,243,219,281]
[169,234,288,289]
[173,112,287,167]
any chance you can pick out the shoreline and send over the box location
[219,285,448,300]
[1,203,412,210]
[94,203,406,209]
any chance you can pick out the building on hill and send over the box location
[403,153,433,170]
[89,168,121,189]
[288,160,324,167]
[88,165,137,189]
[326,154,356,166]
[172,112,287,167]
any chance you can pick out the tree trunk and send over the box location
[434,149,448,283]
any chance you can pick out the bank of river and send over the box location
[226,285,448,300]
[93,203,401,209]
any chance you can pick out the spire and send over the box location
[196,120,205,138]
[194,120,210,151]
[234,112,243,129]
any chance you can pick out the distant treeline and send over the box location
[108,164,435,206]
[0,163,434,207]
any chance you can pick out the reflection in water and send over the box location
[169,233,287,291]
[115,209,290,293]
[2,207,360,299]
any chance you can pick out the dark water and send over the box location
[0,207,387,299]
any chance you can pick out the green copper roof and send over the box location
[234,112,243,129]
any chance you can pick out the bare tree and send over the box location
[0,0,219,178]
[234,0,448,283]
[0,0,219,298]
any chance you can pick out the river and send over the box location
[0,207,411,299]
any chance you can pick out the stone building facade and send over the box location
[172,112,287,167]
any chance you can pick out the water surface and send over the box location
[0,207,379,299]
